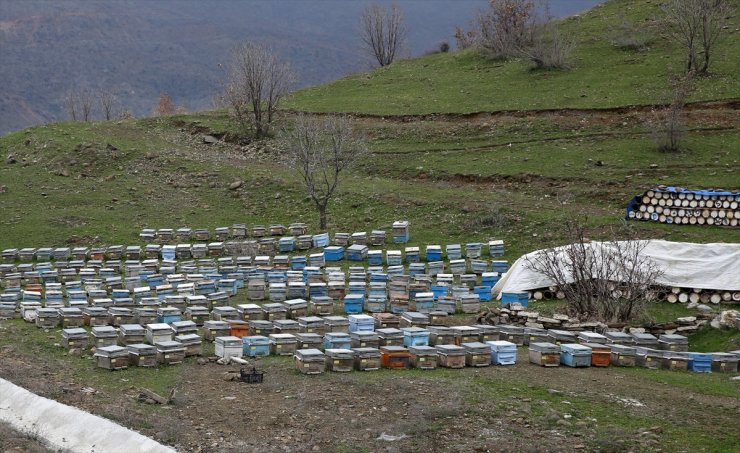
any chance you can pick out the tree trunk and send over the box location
[318,203,327,230]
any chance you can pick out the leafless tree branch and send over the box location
[359,3,407,67]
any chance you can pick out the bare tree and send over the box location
[359,3,407,67]
[477,0,536,60]
[225,42,295,138]
[282,114,368,230]
[154,93,176,116]
[65,90,78,121]
[663,0,734,73]
[524,221,663,323]
[521,22,575,70]
[79,89,94,121]
[648,72,695,152]
[98,89,118,121]
[65,88,94,121]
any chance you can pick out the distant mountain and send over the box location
[0,0,603,135]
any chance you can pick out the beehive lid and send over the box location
[497,325,524,334]
[352,347,381,357]
[296,333,322,341]
[295,348,324,360]
[436,344,465,355]
[324,316,349,325]
[285,298,308,308]
[127,343,156,355]
[58,307,83,316]
[561,343,592,354]
[452,326,480,335]
[243,335,270,345]
[172,320,197,329]
[350,331,379,340]
[323,348,353,359]
[62,328,88,338]
[83,307,108,315]
[605,331,634,342]
[262,303,287,312]
[401,311,429,322]
[380,345,409,353]
[37,308,59,316]
[427,326,452,334]
[348,314,374,323]
[236,303,262,312]
[269,333,297,342]
[376,328,403,337]
[175,334,202,344]
[215,336,242,346]
[486,340,516,350]
[462,342,490,353]
[188,306,210,315]
[311,296,332,304]
[120,324,145,335]
[583,342,611,352]
[548,329,576,339]
[712,352,739,361]
[529,342,559,353]
[610,344,636,355]
[95,345,127,357]
[659,334,688,344]
[155,340,184,351]
[92,326,118,337]
[632,333,658,342]
[147,323,173,332]
[204,321,230,329]
[325,332,350,340]
[577,331,607,341]
[298,316,324,325]
[408,345,437,355]
[213,306,238,315]
[248,320,273,328]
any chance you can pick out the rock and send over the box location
[628,327,645,334]
[687,301,698,309]
[697,304,713,312]
[106,143,118,151]
[58,168,69,177]
[6,154,16,164]
[197,357,209,365]
[0,185,7,194]
[203,135,218,144]
[649,163,658,169]
[553,314,570,321]
[719,310,739,328]
[710,317,721,329]
[229,180,243,190]
[676,316,697,325]
[537,317,560,324]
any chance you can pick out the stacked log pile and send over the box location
[626,186,739,227]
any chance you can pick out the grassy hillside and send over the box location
[287,0,740,115]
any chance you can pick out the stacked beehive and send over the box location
[626,186,740,227]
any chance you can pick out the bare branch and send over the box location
[98,89,118,121]
[359,3,407,67]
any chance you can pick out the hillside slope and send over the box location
[287,0,740,115]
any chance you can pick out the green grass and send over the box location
[287,0,740,115]
[617,366,740,398]
[688,328,740,353]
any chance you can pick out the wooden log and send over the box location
[710,293,721,304]
[721,292,732,302]
[666,293,678,303]
[733,292,740,302]
[533,291,544,300]
[678,292,689,303]
[689,292,701,304]
[700,293,711,304]
[670,287,681,294]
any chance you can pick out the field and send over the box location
[1,0,739,451]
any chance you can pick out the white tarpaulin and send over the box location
[494,240,740,297]
[0,378,176,453]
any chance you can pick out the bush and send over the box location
[439,41,450,53]
[647,73,694,153]
[610,14,652,51]
[522,24,575,70]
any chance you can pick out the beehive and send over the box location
[95,345,129,370]
[463,342,492,367]
[324,332,351,350]
[353,347,381,371]
[548,329,577,346]
[296,332,323,350]
[171,320,198,336]
[376,328,404,347]
[262,303,287,321]
[402,327,430,347]
[609,344,637,367]
[658,334,688,352]
[185,306,210,326]
[267,333,297,356]
[247,320,273,337]
[487,340,517,366]
[560,343,592,368]
[501,291,528,307]
[380,345,411,369]
[436,344,466,368]
[155,340,185,364]
[175,333,202,356]
[631,333,659,347]
[406,345,436,369]
[146,323,173,344]
[295,348,325,374]
[497,325,525,346]
[687,352,712,373]
[634,347,662,369]
[710,353,739,373]
[243,335,270,357]
[61,328,89,350]
[452,326,480,345]
[528,342,560,367]
[373,312,400,329]
[91,326,119,349]
[661,351,689,371]
[350,331,380,349]
[127,343,158,367]
[583,343,611,367]
[215,335,243,359]
[428,326,455,346]
[284,298,308,319]
[325,348,354,372]
[577,331,607,344]
[324,316,349,334]
[119,324,146,345]
[36,307,59,329]
[604,331,635,345]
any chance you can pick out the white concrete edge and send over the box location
[0,378,176,453]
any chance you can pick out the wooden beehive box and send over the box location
[262,303,287,321]
[284,298,308,319]
[298,316,326,335]
[296,333,322,350]
[146,322,173,344]
[118,324,147,345]
[376,328,404,347]
[295,348,325,374]
[609,344,637,367]
[380,345,411,369]
[58,307,84,328]
[409,345,438,370]
[463,342,491,367]
[497,325,525,346]
[711,353,739,373]
[243,335,271,357]
[353,347,381,371]
[350,331,380,349]
[661,351,689,371]
[560,343,592,368]
[134,307,158,326]
[171,320,198,336]
[451,326,480,345]
[90,325,118,349]
[584,343,611,367]
[202,320,231,341]
[35,308,60,329]
[156,340,185,364]
[215,335,243,359]
[528,342,560,367]
[309,296,333,316]
[211,306,239,322]
[658,334,688,352]
[428,326,455,346]
[236,303,264,322]
[95,345,129,370]
[273,319,300,335]
[487,340,517,366]
[228,320,250,338]
[185,306,210,326]
[324,316,349,334]
[436,344,466,369]
[373,312,400,329]
[61,328,89,350]
[269,333,297,356]
[127,343,158,367]
[175,333,202,356]
[248,320,274,337]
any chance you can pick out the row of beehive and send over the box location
[139,223,309,242]
[626,187,740,227]
[1,239,504,265]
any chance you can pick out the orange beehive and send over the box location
[229,320,250,338]
[380,346,411,369]
[583,342,611,367]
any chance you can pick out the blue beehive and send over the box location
[470,259,489,274]
[309,253,325,268]
[291,256,307,270]
[446,244,462,260]
[218,278,238,296]
[449,259,466,274]
[343,294,364,314]
[369,272,387,283]
[486,340,517,365]
[688,352,712,373]
[242,335,270,357]
[474,286,493,302]
[278,236,296,253]
[366,296,387,313]
[502,291,529,307]
[392,221,410,244]
[324,246,345,262]
[425,245,442,262]
[413,292,435,313]
[481,272,500,287]
[324,332,351,350]
[157,307,182,324]
[386,250,402,266]
[348,314,375,332]
[408,263,426,277]
[312,233,330,248]
[367,250,383,266]
[402,327,430,347]
[560,343,592,367]
[488,240,505,257]
[492,260,509,274]
[431,284,449,300]
[308,282,327,299]
[347,244,368,262]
